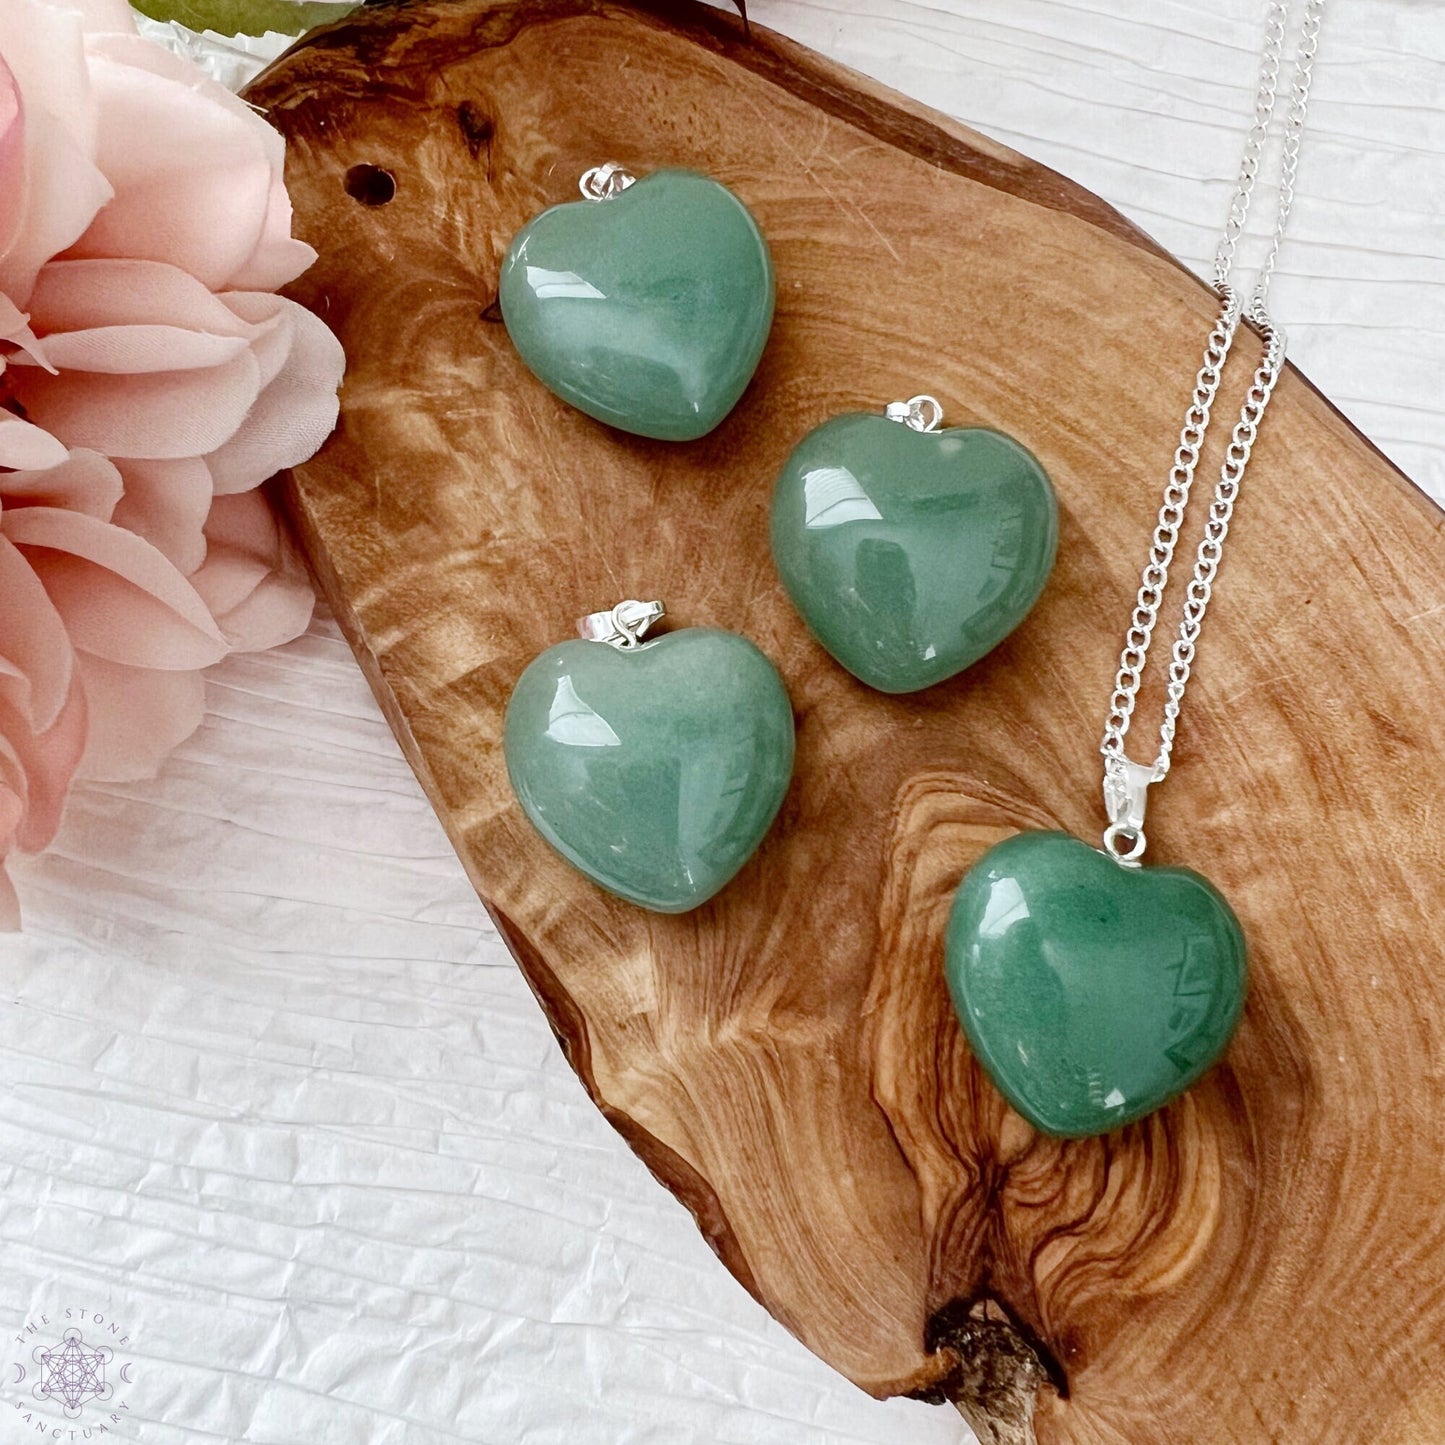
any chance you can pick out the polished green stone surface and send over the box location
[498,169,775,441]
[504,629,794,913]
[770,413,1058,693]
[944,831,1247,1137]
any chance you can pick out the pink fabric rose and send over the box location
[0,0,343,926]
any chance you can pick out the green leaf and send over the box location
[131,0,359,38]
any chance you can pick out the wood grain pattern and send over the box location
[245,3,1445,1440]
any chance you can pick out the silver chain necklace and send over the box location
[945,0,1326,1140]
[1100,0,1325,866]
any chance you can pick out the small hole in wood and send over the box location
[345,164,396,206]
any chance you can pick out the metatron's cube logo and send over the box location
[7,1306,138,1434]
[32,1327,114,1419]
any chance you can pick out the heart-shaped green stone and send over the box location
[504,629,795,913]
[944,831,1247,1137]
[770,413,1058,693]
[498,169,775,441]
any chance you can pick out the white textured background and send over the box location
[3,4,1442,1443]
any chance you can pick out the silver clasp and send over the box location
[578,599,664,650]
[579,162,636,202]
[1102,755,1157,867]
[884,395,944,433]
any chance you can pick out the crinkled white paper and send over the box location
[2,3,1441,1443]
[133,13,291,89]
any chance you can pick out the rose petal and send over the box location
[0,531,74,730]
[4,504,227,666]
[25,256,255,336]
[0,732,28,910]
[195,489,314,650]
[14,322,251,375]
[0,445,122,517]
[0,0,111,305]
[0,412,68,469]
[84,30,273,140]
[112,455,211,574]
[0,291,52,368]
[0,777,22,856]
[225,290,292,392]
[0,727,24,803]
[76,153,273,290]
[207,295,345,493]
[0,0,100,146]
[224,166,316,292]
[80,31,315,291]
[0,291,31,341]
[74,650,203,782]
[74,0,137,33]
[11,345,262,458]
[1,108,113,307]
[0,861,20,930]
[0,665,86,847]
[0,55,23,258]
[67,39,297,290]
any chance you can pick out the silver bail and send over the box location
[578,599,664,650]
[1102,755,1156,867]
[884,395,944,433]
[579,162,636,201]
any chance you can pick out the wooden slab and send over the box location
[244,5,1445,1441]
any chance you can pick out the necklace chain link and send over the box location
[1099,0,1324,863]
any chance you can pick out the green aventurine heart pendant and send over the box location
[499,166,775,441]
[944,831,1247,1137]
[770,402,1058,693]
[504,603,795,913]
